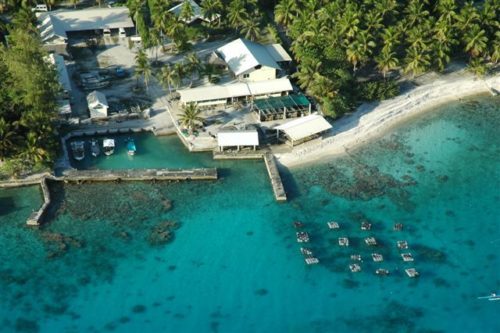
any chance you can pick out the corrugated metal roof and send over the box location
[178,78,293,103]
[264,44,292,62]
[169,0,212,24]
[48,54,71,93]
[217,38,281,76]
[87,90,108,108]
[37,8,134,43]
[217,130,259,147]
[275,114,332,141]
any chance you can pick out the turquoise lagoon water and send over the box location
[0,96,499,332]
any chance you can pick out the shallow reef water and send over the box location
[0,96,499,332]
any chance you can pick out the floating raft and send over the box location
[296,232,310,243]
[405,268,419,278]
[365,237,377,246]
[327,221,340,229]
[376,268,390,276]
[401,253,414,262]
[397,240,409,249]
[338,237,349,247]
[361,221,372,230]
[349,263,361,272]
[372,253,384,262]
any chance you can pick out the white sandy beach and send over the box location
[276,71,500,168]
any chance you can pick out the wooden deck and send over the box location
[263,153,287,202]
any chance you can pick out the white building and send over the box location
[217,129,259,151]
[178,78,293,108]
[275,114,332,146]
[169,0,216,24]
[37,7,135,53]
[214,38,292,82]
[87,91,109,118]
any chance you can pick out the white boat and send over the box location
[90,139,100,157]
[103,138,115,156]
[477,293,500,301]
[127,138,136,156]
[70,141,85,161]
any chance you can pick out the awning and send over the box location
[275,114,332,142]
[217,130,259,147]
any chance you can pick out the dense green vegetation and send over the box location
[0,8,60,176]
[275,0,499,117]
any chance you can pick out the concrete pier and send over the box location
[263,153,287,202]
[0,167,217,225]
[27,177,51,226]
[213,151,265,160]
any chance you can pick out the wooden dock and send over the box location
[263,153,287,202]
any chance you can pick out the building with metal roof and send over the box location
[87,90,109,118]
[178,78,293,108]
[215,38,292,82]
[169,0,216,24]
[274,114,332,146]
[217,129,259,151]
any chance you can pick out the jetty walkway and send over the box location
[0,168,217,226]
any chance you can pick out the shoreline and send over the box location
[275,72,500,169]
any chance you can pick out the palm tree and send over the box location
[159,64,180,94]
[185,52,202,85]
[241,16,261,42]
[274,0,298,28]
[0,118,17,160]
[179,0,194,23]
[200,63,220,83]
[292,59,322,91]
[179,103,204,134]
[404,46,431,78]
[21,132,49,165]
[380,26,401,51]
[404,0,429,28]
[134,49,151,89]
[463,24,488,58]
[200,0,222,26]
[174,62,186,87]
[456,1,480,32]
[346,41,365,72]
[375,48,399,78]
[227,0,248,28]
[338,5,360,42]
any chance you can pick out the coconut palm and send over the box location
[227,0,248,28]
[404,0,429,28]
[179,0,194,23]
[174,61,187,87]
[274,0,298,28]
[292,59,322,91]
[456,1,480,32]
[200,0,222,26]
[241,16,261,42]
[404,46,431,77]
[200,63,220,83]
[134,49,152,89]
[463,24,488,58]
[179,103,204,134]
[185,52,202,85]
[159,64,180,94]
[375,48,399,78]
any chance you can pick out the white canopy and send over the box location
[217,130,259,147]
[275,114,332,142]
[103,139,115,147]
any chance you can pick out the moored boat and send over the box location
[90,139,100,157]
[70,141,85,161]
[127,138,136,156]
[103,138,115,156]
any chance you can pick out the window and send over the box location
[243,74,250,78]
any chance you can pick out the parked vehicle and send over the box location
[119,28,127,38]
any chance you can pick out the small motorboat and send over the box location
[477,293,500,301]
[70,141,85,161]
[296,232,309,243]
[327,221,340,229]
[127,138,136,156]
[90,139,100,157]
[103,138,115,156]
